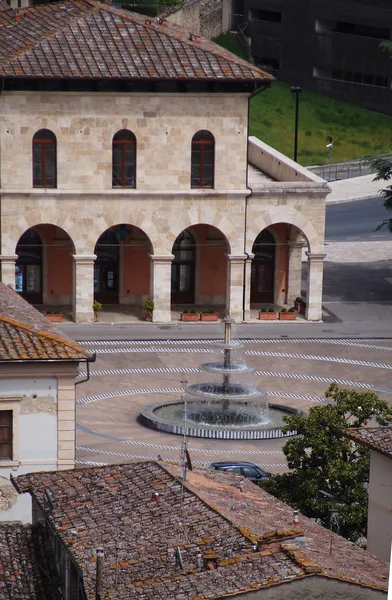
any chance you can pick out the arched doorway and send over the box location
[171,230,196,304]
[251,229,276,303]
[15,229,43,304]
[94,230,119,304]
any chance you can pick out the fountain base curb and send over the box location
[139,400,301,440]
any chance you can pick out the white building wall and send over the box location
[0,363,79,523]
[367,451,392,562]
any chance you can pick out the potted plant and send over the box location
[279,307,297,321]
[143,297,154,322]
[258,308,277,320]
[92,300,102,322]
[200,309,219,322]
[181,309,200,322]
[294,297,302,312]
[45,310,64,323]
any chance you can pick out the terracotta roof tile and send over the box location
[0,283,92,361]
[346,426,392,458]
[0,523,60,600]
[0,0,272,82]
[14,461,389,600]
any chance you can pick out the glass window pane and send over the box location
[112,164,122,187]
[171,265,177,292]
[113,145,122,162]
[179,265,191,292]
[26,265,40,292]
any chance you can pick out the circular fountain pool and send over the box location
[139,318,301,440]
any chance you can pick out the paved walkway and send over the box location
[327,173,384,204]
[75,337,392,471]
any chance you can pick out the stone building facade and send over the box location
[0,0,329,323]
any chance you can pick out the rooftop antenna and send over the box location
[180,377,189,482]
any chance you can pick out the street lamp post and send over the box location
[291,86,302,163]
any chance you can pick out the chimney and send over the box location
[96,548,104,597]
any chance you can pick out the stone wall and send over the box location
[165,0,223,38]
[0,92,248,192]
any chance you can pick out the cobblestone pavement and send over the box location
[76,337,392,473]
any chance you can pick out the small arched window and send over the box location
[112,130,136,188]
[33,129,56,188]
[191,130,214,188]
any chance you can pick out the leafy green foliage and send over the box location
[261,384,392,540]
[212,36,392,166]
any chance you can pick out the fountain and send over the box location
[139,318,300,440]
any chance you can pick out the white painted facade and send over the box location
[0,363,79,523]
[367,451,392,562]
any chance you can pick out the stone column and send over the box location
[150,254,174,323]
[305,252,326,321]
[286,241,304,303]
[243,253,254,321]
[72,255,96,323]
[226,254,247,322]
[0,254,18,288]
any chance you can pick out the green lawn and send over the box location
[214,33,392,166]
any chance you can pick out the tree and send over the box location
[366,153,392,232]
[261,384,392,541]
[366,40,392,232]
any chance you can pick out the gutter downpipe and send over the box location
[75,353,96,386]
[242,82,270,322]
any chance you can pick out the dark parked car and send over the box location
[209,461,271,482]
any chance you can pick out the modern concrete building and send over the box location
[0,283,94,523]
[347,427,392,563]
[227,0,392,115]
[0,0,329,324]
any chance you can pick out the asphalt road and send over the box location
[325,196,391,241]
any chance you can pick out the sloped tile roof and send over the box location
[0,523,60,600]
[0,283,92,361]
[346,426,392,459]
[0,0,273,82]
[176,466,389,592]
[14,461,389,600]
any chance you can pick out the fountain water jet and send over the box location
[140,318,300,440]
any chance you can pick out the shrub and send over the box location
[143,297,154,314]
[288,307,296,312]
[93,300,103,313]
[295,297,302,303]
[268,308,275,313]
[280,308,287,313]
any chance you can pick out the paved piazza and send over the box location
[75,337,392,473]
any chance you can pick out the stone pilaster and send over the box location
[226,254,246,322]
[57,372,77,470]
[305,252,326,321]
[150,254,174,323]
[243,253,254,321]
[72,254,96,323]
[0,254,18,288]
[287,241,304,303]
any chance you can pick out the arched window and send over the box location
[171,230,196,304]
[33,129,56,188]
[191,130,214,188]
[112,130,136,188]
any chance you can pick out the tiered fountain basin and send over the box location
[139,318,301,440]
[140,400,299,440]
